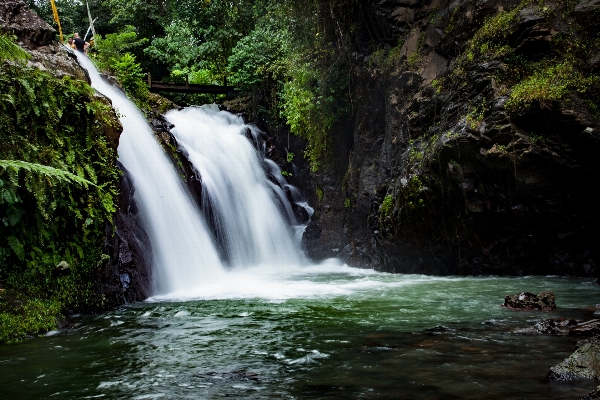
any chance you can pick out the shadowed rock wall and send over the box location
[303,0,600,276]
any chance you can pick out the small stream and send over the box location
[1,271,598,399]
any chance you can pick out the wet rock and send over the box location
[0,0,89,82]
[533,318,578,335]
[424,325,453,333]
[0,0,55,47]
[573,0,600,25]
[421,50,448,85]
[582,385,600,400]
[570,319,600,338]
[100,163,153,306]
[503,290,556,310]
[548,339,600,382]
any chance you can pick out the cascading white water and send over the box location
[165,106,307,268]
[75,52,318,299]
[74,52,226,296]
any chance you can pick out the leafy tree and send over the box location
[92,26,149,106]
[26,0,116,41]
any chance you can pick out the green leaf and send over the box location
[7,236,25,261]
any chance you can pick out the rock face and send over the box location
[582,385,600,400]
[301,0,600,276]
[548,339,600,382]
[99,162,153,306]
[0,0,54,46]
[0,0,89,82]
[503,290,556,310]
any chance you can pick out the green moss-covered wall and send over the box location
[0,40,121,344]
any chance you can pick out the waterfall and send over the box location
[75,53,310,299]
[165,106,307,268]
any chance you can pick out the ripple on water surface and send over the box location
[0,269,599,399]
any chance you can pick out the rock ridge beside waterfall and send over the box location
[297,0,600,277]
[1,0,152,308]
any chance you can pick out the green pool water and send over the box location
[1,269,599,399]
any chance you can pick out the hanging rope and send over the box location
[49,0,64,42]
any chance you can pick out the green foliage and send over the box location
[281,62,330,172]
[465,6,522,62]
[92,25,148,66]
[0,34,30,62]
[379,194,394,220]
[228,19,291,88]
[407,52,422,71]
[92,27,150,109]
[112,53,149,100]
[344,198,351,208]
[465,100,488,130]
[0,296,62,344]
[506,61,599,112]
[316,188,324,202]
[0,56,120,343]
[0,160,95,188]
[529,133,546,145]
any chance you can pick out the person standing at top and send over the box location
[72,33,89,53]
[67,37,76,50]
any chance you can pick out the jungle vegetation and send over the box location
[28,0,365,170]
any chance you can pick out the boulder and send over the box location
[502,290,556,310]
[0,0,55,47]
[530,318,600,336]
[548,339,600,382]
[533,318,578,335]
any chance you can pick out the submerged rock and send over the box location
[570,320,600,338]
[582,385,600,400]
[533,318,578,335]
[502,290,556,310]
[548,339,600,382]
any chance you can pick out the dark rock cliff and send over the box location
[303,0,600,276]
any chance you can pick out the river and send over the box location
[1,271,598,399]
[1,51,598,399]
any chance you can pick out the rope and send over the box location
[49,0,64,42]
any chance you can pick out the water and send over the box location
[164,107,306,270]
[75,53,309,299]
[5,53,596,398]
[1,274,599,398]
[75,53,225,296]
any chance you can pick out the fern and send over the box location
[0,34,30,62]
[0,160,95,188]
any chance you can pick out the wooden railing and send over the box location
[146,73,237,99]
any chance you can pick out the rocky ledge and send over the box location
[548,338,600,382]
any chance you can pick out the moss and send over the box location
[465,99,488,130]
[0,295,61,344]
[407,52,422,71]
[506,61,599,112]
[0,39,120,344]
[316,188,324,202]
[379,194,394,221]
